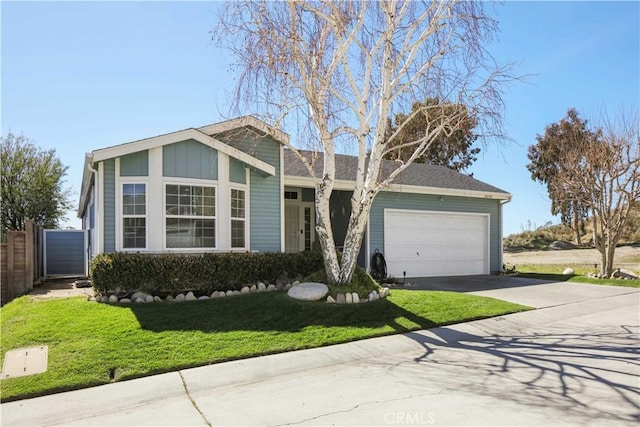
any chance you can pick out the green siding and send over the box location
[163,140,218,179]
[223,132,281,252]
[120,150,148,176]
[229,158,246,184]
[103,159,116,252]
[369,192,502,272]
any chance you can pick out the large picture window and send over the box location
[231,188,245,248]
[165,184,215,248]
[122,183,146,249]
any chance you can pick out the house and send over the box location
[78,116,511,278]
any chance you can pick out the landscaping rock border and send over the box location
[92,280,294,304]
[90,281,390,305]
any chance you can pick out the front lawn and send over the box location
[514,264,640,288]
[1,290,529,402]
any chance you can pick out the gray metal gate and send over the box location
[44,230,87,277]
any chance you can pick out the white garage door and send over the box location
[384,209,489,278]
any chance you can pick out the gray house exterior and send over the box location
[78,116,511,278]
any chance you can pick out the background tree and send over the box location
[384,98,480,172]
[559,111,639,278]
[215,0,511,284]
[1,133,72,233]
[527,109,594,245]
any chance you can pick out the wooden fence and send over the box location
[1,220,44,306]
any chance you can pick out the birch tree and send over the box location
[562,112,639,278]
[215,0,511,284]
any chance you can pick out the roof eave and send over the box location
[283,175,511,200]
[91,128,276,176]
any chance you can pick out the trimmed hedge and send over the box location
[90,251,324,294]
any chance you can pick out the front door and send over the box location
[284,202,315,252]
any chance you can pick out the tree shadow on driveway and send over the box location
[401,324,639,424]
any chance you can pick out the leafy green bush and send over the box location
[90,251,324,294]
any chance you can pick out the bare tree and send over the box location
[214,1,511,284]
[566,111,639,278]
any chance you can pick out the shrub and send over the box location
[304,266,381,298]
[90,251,324,294]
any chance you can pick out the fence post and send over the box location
[25,220,34,291]
[7,231,16,300]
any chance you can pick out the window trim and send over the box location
[118,180,148,251]
[162,179,218,251]
[230,185,248,250]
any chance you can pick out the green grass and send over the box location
[514,265,640,288]
[1,290,529,402]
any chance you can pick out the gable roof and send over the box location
[91,128,275,176]
[283,150,510,200]
[78,117,286,217]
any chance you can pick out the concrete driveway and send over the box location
[2,279,638,426]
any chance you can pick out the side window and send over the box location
[122,183,146,249]
[231,188,245,248]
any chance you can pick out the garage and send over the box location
[383,209,489,278]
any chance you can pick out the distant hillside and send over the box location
[504,206,640,251]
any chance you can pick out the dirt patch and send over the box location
[504,245,640,272]
[29,278,95,300]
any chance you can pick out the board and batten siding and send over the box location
[369,192,503,273]
[120,150,149,176]
[163,140,218,180]
[103,159,116,252]
[223,133,281,252]
[229,158,247,184]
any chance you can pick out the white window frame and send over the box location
[118,180,148,251]
[230,185,248,250]
[163,178,218,251]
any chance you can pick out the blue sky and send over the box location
[2,1,638,235]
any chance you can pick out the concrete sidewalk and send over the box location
[2,282,639,426]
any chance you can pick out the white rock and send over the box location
[120,298,131,303]
[345,293,353,304]
[292,280,300,286]
[250,285,257,293]
[87,296,96,302]
[186,291,197,301]
[198,296,209,300]
[284,283,292,290]
[153,296,162,302]
[257,282,267,292]
[352,293,360,304]
[174,294,186,302]
[145,295,154,303]
[233,290,241,296]
[327,295,336,303]
[368,291,379,301]
[218,292,226,298]
[134,297,145,303]
[131,291,147,301]
[562,268,575,275]
[165,295,174,302]
[108,295,119,303]
[383,287,390,297]
[267,284,276,292]
[211,291,220,298]
[287,282,329,301]
[226,290,234,297]
[336,293,346,304]
[241,286,250,294]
